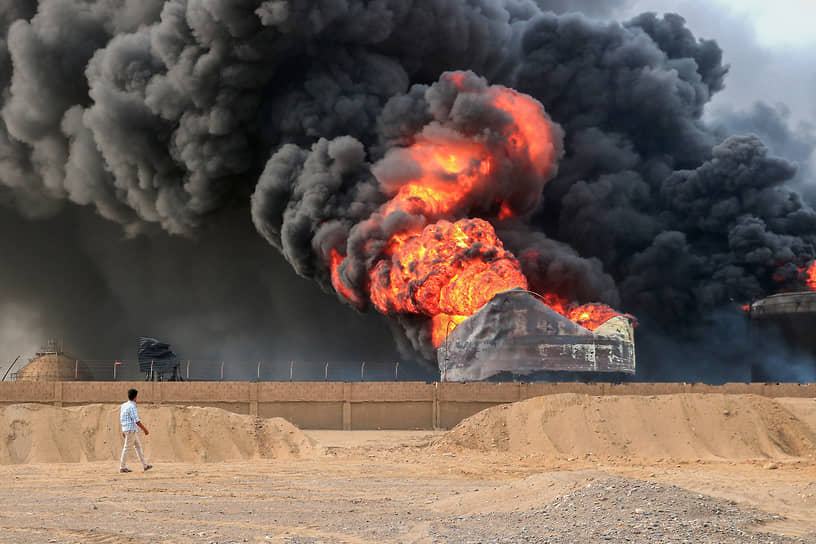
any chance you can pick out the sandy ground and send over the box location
[1,394,815,543]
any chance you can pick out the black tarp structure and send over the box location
[137,336,181,379]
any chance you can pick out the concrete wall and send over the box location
[0,381,814,430]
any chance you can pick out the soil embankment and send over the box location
[432,393,816,460]
[0,403,318,464]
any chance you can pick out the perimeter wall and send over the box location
[0,381,814,430]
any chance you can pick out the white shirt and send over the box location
[120,400,139,432]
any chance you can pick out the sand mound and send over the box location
[0,404,319,464]
[432,393,816,460]
[775,397,816,434]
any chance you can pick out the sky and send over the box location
[618,0,816,123]
[613,0,816,200]
[715,0,816,47]
[625,0,816,47]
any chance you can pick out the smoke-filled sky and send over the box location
[1,0,815,382]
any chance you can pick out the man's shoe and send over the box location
[120,468,132,473]
[143,464,153,472]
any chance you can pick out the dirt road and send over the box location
[0,432,813,543]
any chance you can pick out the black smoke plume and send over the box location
[1,1,815,381]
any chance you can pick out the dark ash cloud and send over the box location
[0,1,814,381]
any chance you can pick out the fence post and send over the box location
[220,361,224,381]
[324,362,328,381]
[186,360,190,380]
[150,360,154,381]
[113,361,117,381]
[394,361,399,381]
[257,361,261,381]
[289,360,293,382]
[361,361,365,382]
[75,360,78,380]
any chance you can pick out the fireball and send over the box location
[329,72,628,346]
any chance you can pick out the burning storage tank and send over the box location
[293,72,636,370]
[437,289,636,381]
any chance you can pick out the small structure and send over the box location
[14,340,90,382]
[138,336,183,381]
[437,289,636,381]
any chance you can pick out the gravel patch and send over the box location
[425,476,805,544]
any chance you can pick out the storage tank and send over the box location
[437,288,636,381]
[15,341,90,382]
[747,292,816,380]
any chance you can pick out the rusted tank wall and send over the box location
[1,381,814,429]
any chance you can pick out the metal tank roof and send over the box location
[749,291,816,318]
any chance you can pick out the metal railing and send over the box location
[5,358,419,382]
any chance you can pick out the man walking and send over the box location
[119,388,152,473]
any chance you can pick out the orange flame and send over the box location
[381,140,493,218]
[369,218,528,339]
[328,72,629,347]
[491,89,557,176]
[380,74,556,221]
[330,249,363,307]
[801,260,816,290]
[431,314,469,347]
[565,303,633,331]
